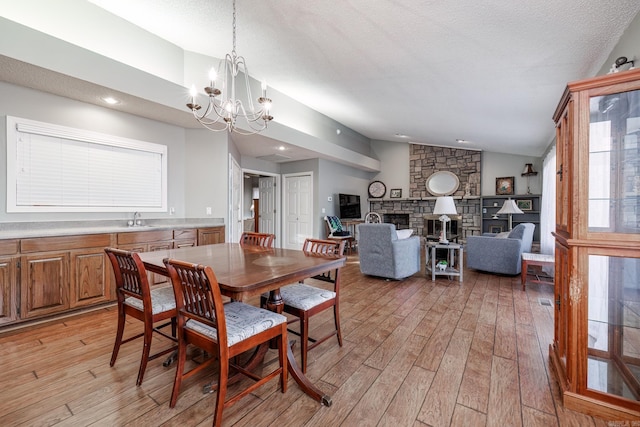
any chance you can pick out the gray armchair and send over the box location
[466,223,535,275]
[357,223,421,280]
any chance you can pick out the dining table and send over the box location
[138,242,346,406]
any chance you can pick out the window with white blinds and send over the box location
[6,116,167,212]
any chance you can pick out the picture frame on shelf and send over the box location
[489,225,503,233]
[517,199,533,211]
[390,188,402,198]
[496,176,514,195]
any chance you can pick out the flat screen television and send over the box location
[338,193,361,219]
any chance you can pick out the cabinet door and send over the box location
[149,241,172,285]
[555,102,573,235]
[198,227,225,245]
[70,249,110,308]
[553,242,572,383]
[0,257,18,325]
[21,252,69,319]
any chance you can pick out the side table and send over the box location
[426,242,463,282]
[521,252,554,290]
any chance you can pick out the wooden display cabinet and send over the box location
[551,68,640,420]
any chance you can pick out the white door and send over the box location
[283,174,313,249]
[258,176,275,236]
[230,156,243,243]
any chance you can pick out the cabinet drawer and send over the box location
[117,230,173,245]
[174,229,196,240]
[21,234,112,253]
[0,240,19,256]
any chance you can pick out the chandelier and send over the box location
[187,0,273,135]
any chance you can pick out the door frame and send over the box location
[242,168,281,247]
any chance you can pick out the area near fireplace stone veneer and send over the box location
[370,145,482,242]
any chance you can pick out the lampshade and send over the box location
[497,199,524,215]
[521,163,538,176]
[433,196,457,215]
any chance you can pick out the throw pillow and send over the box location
[495,231,511,238]
[326,216,343,232]
[396,229,414,239]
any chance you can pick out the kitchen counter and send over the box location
[0,218,225,239]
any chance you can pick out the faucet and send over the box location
[133,211,142,226]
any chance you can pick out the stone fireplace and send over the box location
[383,213,410,230]
[369,145,482,242]
[370,198,480,241]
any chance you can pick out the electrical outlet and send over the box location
[206,207,212,215]
[169,207,175,215]
[322,208,326,213]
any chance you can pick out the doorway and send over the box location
[242,170,279,245]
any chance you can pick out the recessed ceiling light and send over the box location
[101,97,120,105]
[456,139,469,144]
[394,133,409,138]
[277,145,286,151]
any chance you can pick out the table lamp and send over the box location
[433,196,457,243]
[497,199,523,230]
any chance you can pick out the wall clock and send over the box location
[368,180,386,198]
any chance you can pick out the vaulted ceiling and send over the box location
[3,1,640,159]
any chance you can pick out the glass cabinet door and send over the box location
[586,87,640,403]
[588,89,640,233]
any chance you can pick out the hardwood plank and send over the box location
[305,364,380,426]
[414,308,463,371]
[457,322,495,413]
[487,355,522,427]
[379,365,435,426]
[343,333,428,425]
[494,301,517,360]
[417,328,474,427]
[0,255,612,426]
[450,404,487,427]
[516,322,556,415]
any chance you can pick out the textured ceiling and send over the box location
[7,1,640,158]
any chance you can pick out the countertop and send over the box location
[0,218,225,239]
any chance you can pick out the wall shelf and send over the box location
[480,195,541,241]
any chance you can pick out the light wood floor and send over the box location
[0,253,609,426]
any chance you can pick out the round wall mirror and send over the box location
[426,171,459,196]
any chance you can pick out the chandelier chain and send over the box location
[232,0,237,55]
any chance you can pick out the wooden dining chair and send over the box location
[263,238,345,373]
[239,231,274,247]
[164,258,288,426]
[104,247,177,386]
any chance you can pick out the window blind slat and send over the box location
[7,116,167,212]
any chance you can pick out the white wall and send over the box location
[0,81,188,223]
[184,129,228,219]
[370,139,410,197]
[481,152,542,196]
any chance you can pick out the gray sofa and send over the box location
[466,223,535,275]
[357,223,421,280]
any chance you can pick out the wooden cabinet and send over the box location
[20,233,113,318]
[0,240,19,325]
[174,229,197,248]
[20,251,70,319]
[481,195,541,241]
[550,68,640,420]
[0,224,224,330]
[70,248,110,308]
[117,230,173,285]
[198,226,225,245]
